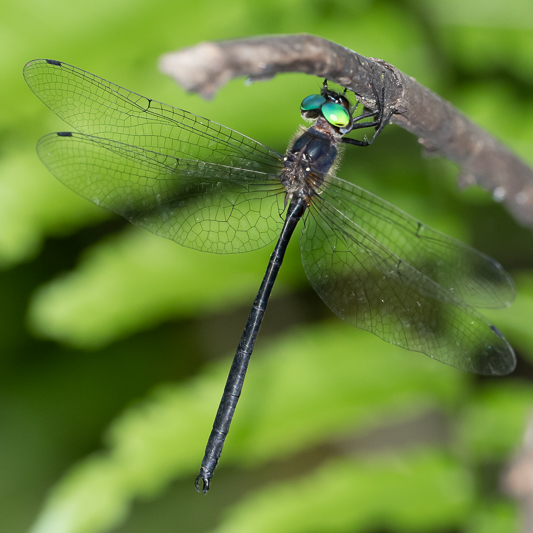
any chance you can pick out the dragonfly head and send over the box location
[300,82,354,135]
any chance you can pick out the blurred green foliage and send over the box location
[1,1,533,532]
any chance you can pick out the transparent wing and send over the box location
[24,59,284,174]
[301,178,516,375]
[38,132,286,253]
[312,176,515,309]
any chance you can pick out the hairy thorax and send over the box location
[280,117,344,206]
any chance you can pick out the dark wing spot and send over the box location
[57,131,73,137]
[490,325,504,338]
[396,259,402,275]
[46,59,62,66]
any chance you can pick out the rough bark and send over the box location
[160,34,533,228]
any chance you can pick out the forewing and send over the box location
[314,177,515,308]
[301,186,516,375]
[38,132,285,253]
[24,59,283,174]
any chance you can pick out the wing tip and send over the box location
[475,326,517,376]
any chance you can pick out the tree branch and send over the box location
[159,34,533,228]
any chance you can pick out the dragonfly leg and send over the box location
[342,83,393,147]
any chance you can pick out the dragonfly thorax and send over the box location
[280,125,340,203]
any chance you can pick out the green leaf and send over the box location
[27,227,302,347]
[28,323,465,533]
[215,450,473,533]
[460,381,533,460]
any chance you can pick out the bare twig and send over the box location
[159,34,533,228]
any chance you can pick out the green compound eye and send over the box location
[300,94,326,111]
[321,102,350,127]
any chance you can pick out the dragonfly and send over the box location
[24,59,516,493]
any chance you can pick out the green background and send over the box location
[2,1,533,532]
